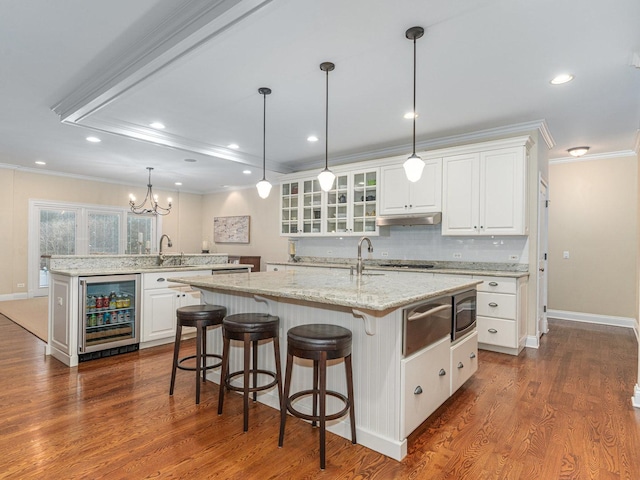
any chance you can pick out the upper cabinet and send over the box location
[280,168,378,237]
[379,159,442,215]
[442,142,529,236]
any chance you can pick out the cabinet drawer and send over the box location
[477,317,517,348]
[477,292,516,319]
[450,331,478,393]
[401,336,451,438]
[474,276,516,294]
[143,270,209,289]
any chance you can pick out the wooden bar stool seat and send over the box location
[169,304,226,404]
[218,313,283,432]
[278,323,356,470]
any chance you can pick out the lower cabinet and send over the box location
[401,331,478,438]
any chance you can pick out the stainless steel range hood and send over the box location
[376,212,442,227]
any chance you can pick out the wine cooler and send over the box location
[79,274,141,361]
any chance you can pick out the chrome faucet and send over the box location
[158,234,172,265]
[356,236,373,276]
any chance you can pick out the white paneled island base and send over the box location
[171,271,481,461]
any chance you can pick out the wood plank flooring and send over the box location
[1,314,638,479]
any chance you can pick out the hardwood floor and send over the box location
[1,315,639,479]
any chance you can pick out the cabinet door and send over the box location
[450,331,478,393]
[379,165,410,215]
[409,159,442,213]
[350,170,378,234]
[301,179,323,234]
[442,153,480,235]
[280,181,300,235]
[479,147,527,235]
[325,173,350,234]
[142,288,179,342]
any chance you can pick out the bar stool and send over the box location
[169,304,226,404]
[218,313,282,432]
[278,324,356,470]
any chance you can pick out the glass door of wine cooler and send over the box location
[80,274,140,354]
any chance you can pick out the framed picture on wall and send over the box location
[214,215,250,243]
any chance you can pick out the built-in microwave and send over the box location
[452,290,476,342]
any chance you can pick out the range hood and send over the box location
[375,212,442,227]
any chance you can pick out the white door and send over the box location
[537,178,549,337]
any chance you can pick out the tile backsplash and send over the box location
[292,225,529,264]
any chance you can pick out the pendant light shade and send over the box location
[256,87,272,199]
[318,62,336,192]
[404,26,425,183]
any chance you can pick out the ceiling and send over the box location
[1,0,639,195]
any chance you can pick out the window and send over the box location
[29,200,160,296]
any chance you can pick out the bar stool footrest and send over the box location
[177,354,223,372]
[287,389,350,422]
[226,369,279,393]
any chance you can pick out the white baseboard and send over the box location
[0,293,29,302]
[525,335,539,349]
[633,385,640,409]
[547,309,636,329]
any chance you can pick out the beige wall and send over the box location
[0,168,203,297]
[548,154,638,318]
[202,187,288,271]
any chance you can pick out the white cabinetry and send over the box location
[379,159,442,215]
[450,331,478,393]
[442,142,529,236]
[141,270,205,346]
[475,275,528,355]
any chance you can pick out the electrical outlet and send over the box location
[17,283,25,288]
[509,255,519,261]
[563,251,570,259]
[381,251,389,257]
[453,253,462,259]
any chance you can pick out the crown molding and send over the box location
[52,0,273,123]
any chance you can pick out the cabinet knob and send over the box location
[488,281,498,286]
[438,369,446,377]
[488,328,498,334]
[457,362,464,369]
[274,267,279,271]
[470,352,476,359]
[414,386,423,395]
[157,278,166,282]
[488,302,498,307]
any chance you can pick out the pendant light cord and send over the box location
[412,34,417,156]
[262,90,267,180]
[325,67,329,170]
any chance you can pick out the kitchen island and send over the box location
[170,269,481,461]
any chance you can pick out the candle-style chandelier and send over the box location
[129,167,172,215]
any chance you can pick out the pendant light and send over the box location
[317,61,336,192]
[403,26,425,183]
[256,87,273,199]
[129,167,172,215]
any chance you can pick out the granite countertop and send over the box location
[169,270,481,311]
[267,260,529,278]
[50,263,251,277]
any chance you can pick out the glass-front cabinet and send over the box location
[280,181,299,234]
[280,168,379,237]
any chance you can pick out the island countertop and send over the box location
[169,270,481,311]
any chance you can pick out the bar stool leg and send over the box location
[217,335,230,414]
[312,359,319,427]
[278,351,294,447]
[169,324,182,396]
[252,340,258,402]
[273,336,283,403]
[345,353,356,444]
[195,322,202,404]
[319,351,327,470]
[243,333,251,432]
[201,323,208,382]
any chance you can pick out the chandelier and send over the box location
[129,167,172,215]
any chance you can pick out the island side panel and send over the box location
[200,289,407,461]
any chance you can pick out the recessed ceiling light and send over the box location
[567,146,590,157]
[307,136,319,142]
[86,136,101,143]
[150,122,165,129]
[184,158,197,163]
[243,170,251,175]
[228,143,239,149]
[550,74,574,85]
[174,182,182,186]
[35,161,46,165]
[403,112,418,119]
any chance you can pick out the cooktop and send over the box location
[378,263,435,269]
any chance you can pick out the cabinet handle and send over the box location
[438,369,446,377]
[470,352,476,359]
[457,362,464,369]
[273,267,279,271]
[488,328,498,334]
[488,281,498,286]
[414,386,423,395]
[488,302,498,307]
[157,278,166,282]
